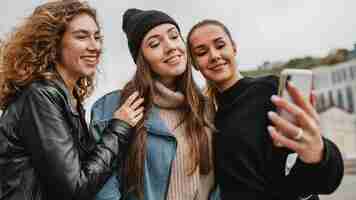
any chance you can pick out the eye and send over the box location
[95,35,103,41]
[216,41,225,49]
[75,34,88,40]
[148,40,160,48]
[169,31,180,40]
[171,33,179,40]
[194,50,207,57]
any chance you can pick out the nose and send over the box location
[87,37,101,52]
[208,48,220,63]
[164,38,178,55]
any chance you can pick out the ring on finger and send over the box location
[294,127,304,141]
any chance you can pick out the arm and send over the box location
[20,86,131,199]
[288,137,344,194]
[268,82,344,196]
[90,91,144,200]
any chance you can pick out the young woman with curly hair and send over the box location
[0,1,143,200]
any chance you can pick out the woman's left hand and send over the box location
[267,82,324,164]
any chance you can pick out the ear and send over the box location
[191,58,200,71]
[188,49,200,71]
[232,41,238,56]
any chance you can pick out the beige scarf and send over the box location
[153,81,215,200]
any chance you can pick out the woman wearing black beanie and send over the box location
[91,8,220,200]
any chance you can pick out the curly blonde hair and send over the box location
[0,0,101,109]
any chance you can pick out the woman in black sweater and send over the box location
[186,19,344,200]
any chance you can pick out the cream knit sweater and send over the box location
[153,81,214,200]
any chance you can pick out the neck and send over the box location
[158,77,177,91]
[217,72,243,92]
[153,81,185,109]
[55,64,78,95]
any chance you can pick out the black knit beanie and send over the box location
[122,8,180,62]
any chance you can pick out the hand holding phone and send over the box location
[269,69,324,164]
[273,69,313,147]
[278,69,313,124]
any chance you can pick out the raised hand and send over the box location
[267,82,324,164]
[113,91,144,127]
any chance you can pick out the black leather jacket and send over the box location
[0,78,130,200]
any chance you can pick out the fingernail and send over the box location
[267,111,276,118]
[267,125,274,133]
[287,81,295,88]
[271,95,280,102]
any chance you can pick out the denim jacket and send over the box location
[90,90,220,200]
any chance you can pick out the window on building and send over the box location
[331,71,337,84]
[346,86,354,113]
[342,69,347,81]
[328,91,334,107]
[352,65,356,80]
[336,71,340,83]
[350,67,355,80]
[318,93,326,111]
[337,89,344,109]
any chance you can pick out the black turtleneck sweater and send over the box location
[214,76,344,200]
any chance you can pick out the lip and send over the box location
[209,62,227,71]
[163,54,182,65]
[81,55,99,65]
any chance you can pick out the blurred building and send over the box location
[313,59,356,159]
[319,107,356,159]
[313,59,356,113]
[347,43,356,60]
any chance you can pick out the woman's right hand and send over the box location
[113,91,144,127]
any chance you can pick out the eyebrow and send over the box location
[193,44,205,51]
[145,27,177,42]
[193,36,224,51]
[213,36,224,43]
[71,29,100,35]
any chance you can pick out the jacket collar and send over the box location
[145,106,174,137]
[47,72,80,116]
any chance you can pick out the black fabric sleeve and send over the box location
[259,79,344,197]
[19,87,131,199]
[283,137,344,196]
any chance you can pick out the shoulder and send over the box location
[91,90,122,122]
[23,80,68,104]
[243,75,279,96]
[10,80,71,117]
[235,76,279,111]
[246,75,279,90]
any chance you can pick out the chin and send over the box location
[176,64,187,73]
[81,70,96,77]
[212,76,230,84]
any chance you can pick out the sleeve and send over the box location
[95,173,121,200]
[283,137,344,196]
[242,77,343,198]
[90,93,127,200]
[19,87,131,199]
[259,78,345,197]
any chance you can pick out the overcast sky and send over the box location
[1,0,356,108]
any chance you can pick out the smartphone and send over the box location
[274,69,313,149]
[277,69,313,176]
[278,69,313,124]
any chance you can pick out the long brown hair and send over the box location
[120,38,215,199]
[0,0,100,109]
[187,19,236,111]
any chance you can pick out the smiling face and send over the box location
[59,13,102,80]
[189,24,239,91]
[141,23,187,86]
